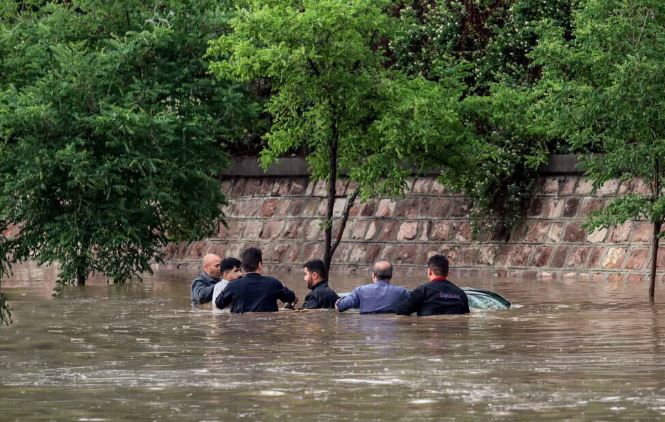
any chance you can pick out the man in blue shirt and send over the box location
[215,247,298,313]
[335,260,409,314]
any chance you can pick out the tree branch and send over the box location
[331,189,359,257]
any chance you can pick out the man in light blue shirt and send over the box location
[335,260,409,314]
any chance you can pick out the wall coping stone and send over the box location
[222,154,584,178]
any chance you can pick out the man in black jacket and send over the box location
[191,254,222,305]
[396,254,469,316]
[301,259,339,309]
[215,247,298,313]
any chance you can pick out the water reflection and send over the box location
[3,264,665,420]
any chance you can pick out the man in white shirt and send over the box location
[212,257,243,308]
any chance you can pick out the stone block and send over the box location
[244,178,263,196]
[455,222,472,242]
[494,246,514,266]
[610,222,633,243]
[303,220,324,241]
[578,198,606,217]
[656,250,665,269]
[477,245,498,266]
[544,199,566,218]
[602,247,627,269]
[230,178,247,196]
[625,248,649,270]
[359,201,377,217]
[607,273,624,283]
[626,274,645,283]
[301,199,321,217]
[419,198,451,219]
[586,228,608,243]
[375,221,399,242]
[347,247,367,264]
[345,220,370,241]
[394,198,420,218]
[220,180,234,195]
[312,180,327,197]
[412,178,433,194]
[376,199,396,217]
[575,178,594,195]
[430,222,459,242]
[597,180,619,197]
[633,178,651,195]
[302,242,324,262]
[525,222,551,242]
[547,223,565,242]
[449,199,471,217]
[205,243,226,258]
[260,220,284,240]
[458,247,478,265]
[335,179,348,196]
[282,221,304,240]
[259,179,276,195]
[365,245,383,263]
[333,198,346,218]
[419,221,432,241]
[560,177,578,195]
[187,242,208,259]
[587,247,605,268]
[528,198,544,217]
[542,177,560,194]
[563,198,580,217]
[260,199,281,218]
[550,246,570,268]
[276,180,292,196]
[396,222,419,241]
[530,246,554,267]
[364,222,378,241]
[633,222,653,243]
[509,245,533,267]
[218,220,244,240]
[563,223,587,242]
[392,244,419,264]
[289,179,307,195]
[243,220,263,239]
[565,247,591,268]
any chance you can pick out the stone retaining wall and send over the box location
[163,164,662,282]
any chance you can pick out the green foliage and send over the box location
[0,0,259,285]
[390,0,575,237]
[534,0,665,226]
[208,0,475,200]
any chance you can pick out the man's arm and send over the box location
[335,289,360,312]
[191,279,214,305]
[277,283,297,304]
[396,287,422,315]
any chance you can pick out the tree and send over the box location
[533,0,665,300]
[208,0,476,270]
[0,0,262,294]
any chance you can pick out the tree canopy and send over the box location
[0,0,261,293]
[208,0,478,268]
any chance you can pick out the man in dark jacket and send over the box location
[301,259,339,309]
[396,254,469,316]
[215,247,298,313]
[191,254,222,305]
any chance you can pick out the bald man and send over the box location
[191,254,222,305]
[335,260,409,314]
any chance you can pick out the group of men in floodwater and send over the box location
[191,247,470,316]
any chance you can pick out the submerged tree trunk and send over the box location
[650,220,661,302]
[324,136,338,273]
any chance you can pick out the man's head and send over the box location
[240,247,263,273]
[202,254,222,279]
[427,254,449,280]
[220,257,243,281]
[303,259,327,289]
[371,260,393,282]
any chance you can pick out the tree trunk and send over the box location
[324,136,338,273]
[330,190,359,259]
[650,220,661,302]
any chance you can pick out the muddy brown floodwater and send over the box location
[3,263,665,421]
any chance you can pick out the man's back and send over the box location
[216,272,295,313]
[396,279,469,316]
[337,280,409,314]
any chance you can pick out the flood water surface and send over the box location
[3,266,665,420]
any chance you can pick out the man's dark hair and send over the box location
[304,259,327,281]
[427,254,449,276]
[372,260,393,280]
[240,247,262,272]
[220,257,241,273]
